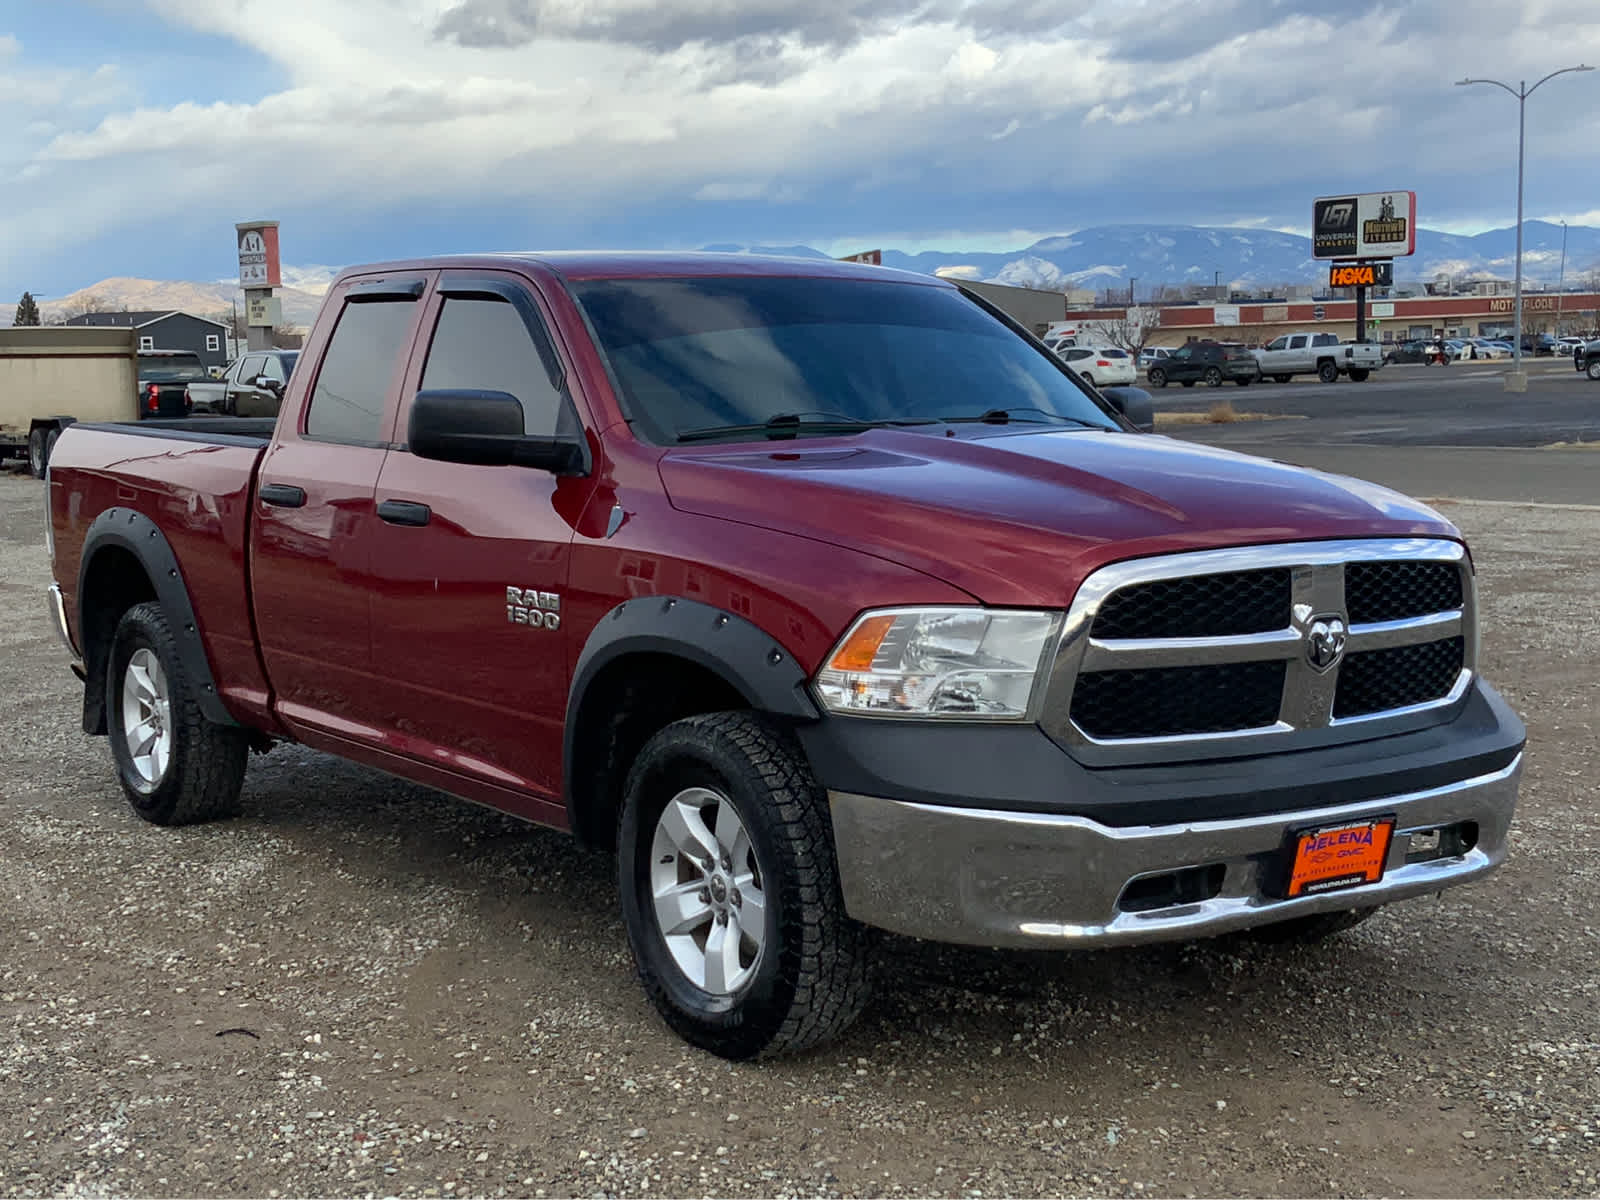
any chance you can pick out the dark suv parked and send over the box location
[1385,339,1432,364]
[1146,342,1260,388]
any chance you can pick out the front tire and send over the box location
[1148,368,1167,388]
[1273,374,1292,383]
[1587,358,1600,381]
[107,601,248,825]
[618,712,871,1060]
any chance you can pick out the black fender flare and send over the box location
[562,596,820,832]
[76,507,238,732]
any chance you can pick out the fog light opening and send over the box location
[1405,821,1478,865]
[1118,863,1226,914]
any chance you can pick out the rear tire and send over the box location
[1317,361,1339,383]
[106,601,248,826]
[1080,373,1095,388]
[1148,368,1167,388]
[1246,907,1378,944]
[27,427,48,479]
[618,712,872,1060]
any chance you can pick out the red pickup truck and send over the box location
[43,253,1525,1060]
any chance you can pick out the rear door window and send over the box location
[304,297,419,444]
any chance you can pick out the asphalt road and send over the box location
[1149,360,1597,449]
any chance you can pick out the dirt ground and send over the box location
[1,466,1596,1199]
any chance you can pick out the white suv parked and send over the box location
[1058,345,1137,388]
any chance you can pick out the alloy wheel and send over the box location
[649,786,767,995]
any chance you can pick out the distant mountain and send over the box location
[32,275,331,330]
[716,221,1600,293]
[15,222,1597,333]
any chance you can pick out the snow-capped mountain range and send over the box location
[709,220,1600,293]
[18,223,1598,329]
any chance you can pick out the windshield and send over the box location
[569,275,1121,443]
[139,360,207,382]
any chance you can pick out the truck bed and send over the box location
[74,417,279,444]
[47,420,276,730]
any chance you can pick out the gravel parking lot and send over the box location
[2,466,1597,1199]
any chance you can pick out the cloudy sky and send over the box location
[3,0,1599,299]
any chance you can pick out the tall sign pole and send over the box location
[236,220,283,352]
[1313,192,1415,347]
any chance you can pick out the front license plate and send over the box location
[1285,816,1396,899]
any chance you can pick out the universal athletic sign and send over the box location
[1312,191,1417,259]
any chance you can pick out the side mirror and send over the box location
[1100,386,1155,433]
[408,388,586,473]
[254,376,282,393]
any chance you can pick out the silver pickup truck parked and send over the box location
[1255,331,1383,383]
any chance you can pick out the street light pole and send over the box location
[1556,220,1568,334]
[1456,64,1593,390]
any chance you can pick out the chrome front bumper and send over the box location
[828,754,1521,949]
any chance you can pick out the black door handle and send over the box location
[377,499,432,527]
[259,484,306,508]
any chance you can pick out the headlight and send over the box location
[813,607,1063,720]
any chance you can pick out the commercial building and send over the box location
[1064,292,1600,349]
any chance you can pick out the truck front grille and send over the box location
[1091,569,1290,639]
[1333,636,1466,719]
[1042,539,1474,760]
[1070,661,1286,739]
[1345,561,1463,623]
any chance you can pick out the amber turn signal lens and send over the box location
[827,614,896,672]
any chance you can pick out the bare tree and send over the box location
[1095,307,1163,357]
[45,292,120,324]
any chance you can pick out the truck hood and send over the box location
[657,429,1460,606]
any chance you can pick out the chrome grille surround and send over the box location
[1039,538,1475,764]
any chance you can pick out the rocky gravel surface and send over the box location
[1,467,1597,1198]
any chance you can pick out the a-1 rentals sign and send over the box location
[1312,192,1416,259]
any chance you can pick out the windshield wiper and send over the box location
[933,407,1109,430]
[676,411,935,443]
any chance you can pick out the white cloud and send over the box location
[4,0,1600,291]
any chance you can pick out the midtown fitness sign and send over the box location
[1312,191,1417,259]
